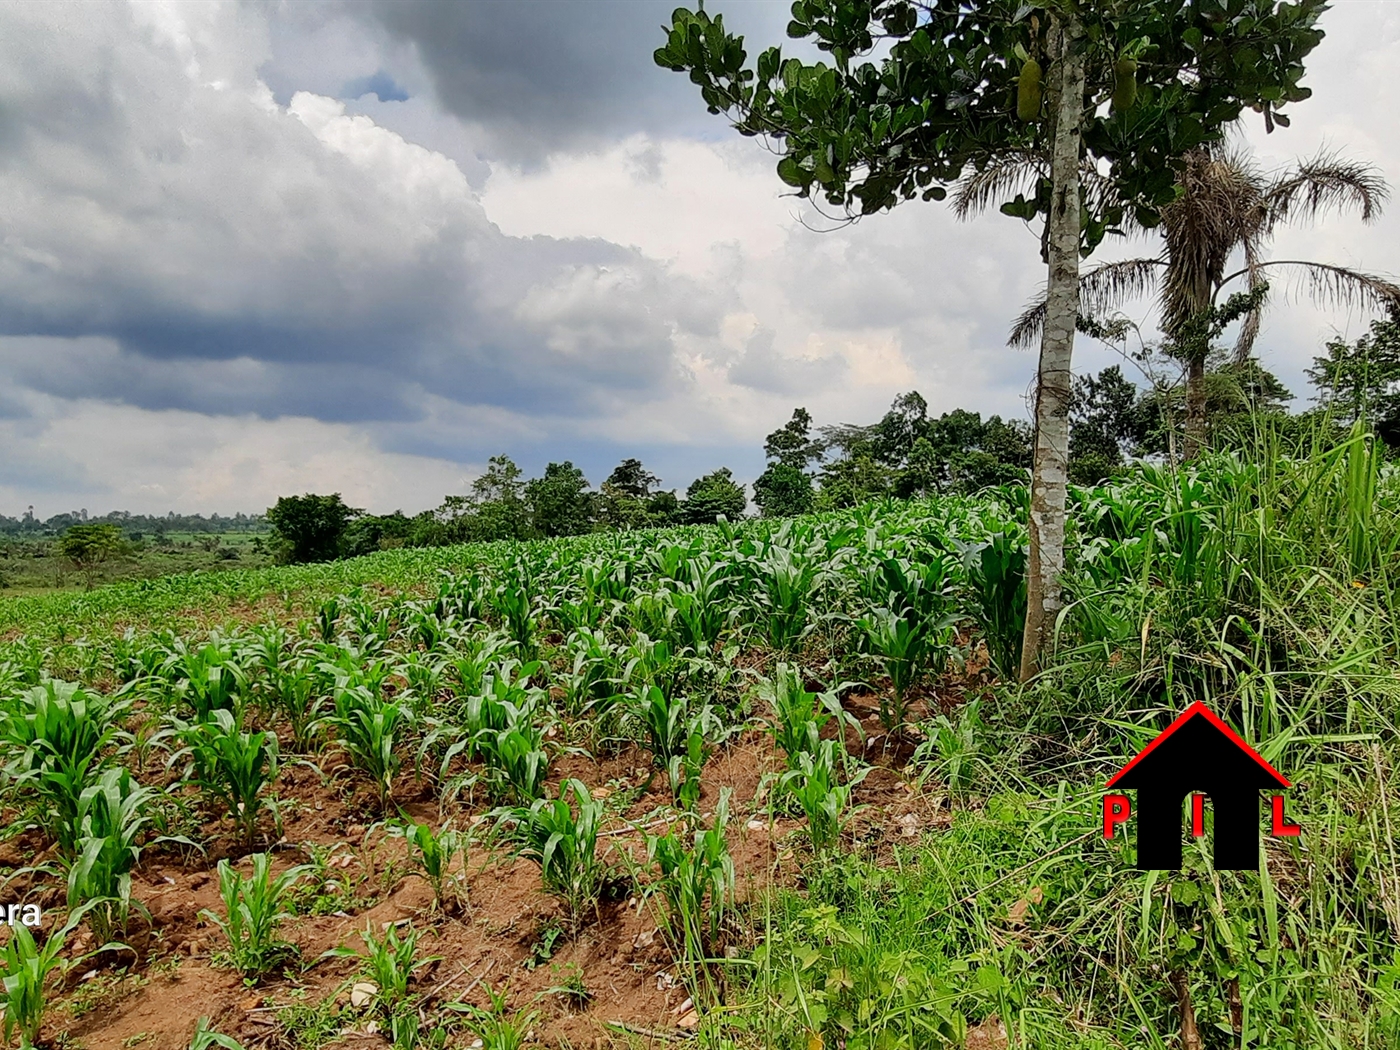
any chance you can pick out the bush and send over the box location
[266,494,360,564]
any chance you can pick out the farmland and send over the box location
[1,430,1397,1050]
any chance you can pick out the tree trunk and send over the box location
[1019,12,1085,683]
[1184,356,1206,459]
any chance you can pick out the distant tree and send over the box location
[442,454,531,542]
[755,408,820,517]
[599,458,670,530]
[342,511,414,557]
[57,523,126,590]
[266,493,360,564]
[527,461,596,537]
[604,458,660,498]
[753,463,815,518]
[1068,365,1148,485]
[681,468,747,524]
[1306,317,1400,444]
[763,408,822,471]
[645,489,683,526]
[818,393,1029,503]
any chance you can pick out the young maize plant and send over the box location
[646,788,736,980]
[393,820,468,912]
[0,679,132,859]
[499,778,607,931]
[65,767,162,943]
[326,683,412,810]
[778,741,867,857]
[172,707,280,847]
[0,904,101,1050]
[202,852,310,979]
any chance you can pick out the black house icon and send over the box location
[1106,701,1290,870]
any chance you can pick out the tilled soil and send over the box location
[8,695,968,1050]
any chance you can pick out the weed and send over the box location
[445,984,537,1050]
[546,962,590,1008]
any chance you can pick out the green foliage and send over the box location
[327,683,412,809]
[203,853,309,979]
[499,779,607,931]
[393,821,467,911]
[1069,365,1153,485]
[646,789,735,974]
[446,984,538,1050]
[266,493,360,564]
[66,767,156,942]
[682,468,747,524]
[656,0,1326,236]
[754,463,816,518]
[173,708,279,847]
[0,679,131,858]
[1307,316,1400,442]
[526,461,596,538]
[57,523,128,589]
[778,741,865,857]
[0,908,94,1050]
[961,534,1027,682]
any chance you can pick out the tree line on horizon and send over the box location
[263,316,1400,564]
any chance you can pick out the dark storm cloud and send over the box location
[363,0,795,163]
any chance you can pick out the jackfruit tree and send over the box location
[656,0,1328,680]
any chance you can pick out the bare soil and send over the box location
[5,658,992,1050]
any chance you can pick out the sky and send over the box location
[2,0,1397,517]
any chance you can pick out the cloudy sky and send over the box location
[3,0,1397,517]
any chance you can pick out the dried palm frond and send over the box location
[1264,151,1389,233]
[1007,257,1164,347]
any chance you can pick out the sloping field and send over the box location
[1,437,1397,1049]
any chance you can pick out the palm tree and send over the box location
[959,146,1400,456]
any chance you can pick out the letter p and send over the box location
[1103,793,1131,839]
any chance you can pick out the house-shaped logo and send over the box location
[1103,701,1300,870]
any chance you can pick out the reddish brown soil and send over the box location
[0,631,1000,1050]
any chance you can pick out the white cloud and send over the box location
[0,389,473,517]
[1,0,1397,516]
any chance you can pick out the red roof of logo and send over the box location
[1106,701,1290,789]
